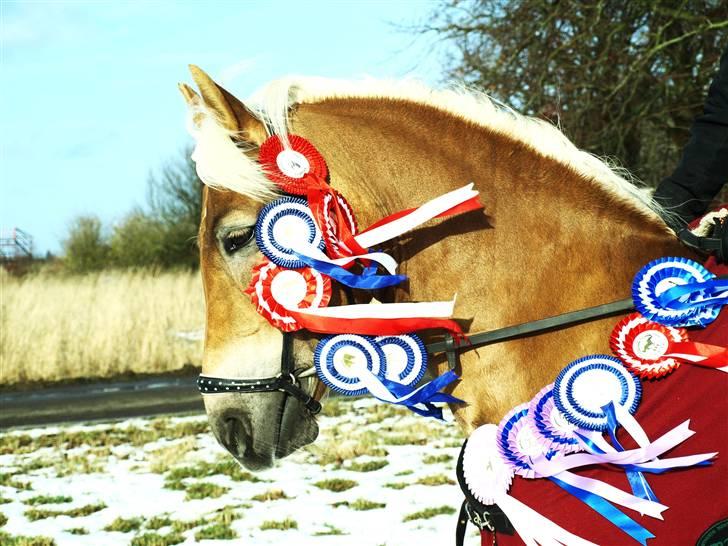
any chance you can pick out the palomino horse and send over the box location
[178,65,690,472]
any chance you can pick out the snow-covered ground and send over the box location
[0,398,475,546]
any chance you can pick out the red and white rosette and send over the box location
[321,190,359,260]
[610,313,687,379]
[258,134,328,195]
[245,258,331,332]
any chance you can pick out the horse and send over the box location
[178,65,691,473]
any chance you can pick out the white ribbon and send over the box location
[355,183,480,249]
[295,298,456,319]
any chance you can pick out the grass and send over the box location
[24,495,73,506]
[24,502,106,521]
[210,505,246,525]
[306,430,389,465]
[184,482,229,500]
[346,459,388,472]
[416,474,455,486]
[165,460,261,483]
[145,515,173,530]
[251,489,289,501]
[0,531,56,546]
[0,512,6,526]
[0,474,32,490]
[403,505,457,522]
[147,438,197,473]
[313,479,358,492]
[194,523,238,540]
[395,469,414,476]
[423,454,453,464]
[1,419,209,456]
[130,532,185,546]
[313,523,348,536]
[0,495,10,504]
[384,482,409,490]
[0,269,204,385]
[103,516,143,532]
[65,528,88,535]
[260,517,298,531]
[331,498,386,511]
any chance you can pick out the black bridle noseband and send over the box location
[197,333,322,414]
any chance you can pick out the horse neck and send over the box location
[291,97,689,428]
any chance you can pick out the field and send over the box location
[0,269,204,386]
[0,398,469,546]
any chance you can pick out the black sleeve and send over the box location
[653,45,728,231]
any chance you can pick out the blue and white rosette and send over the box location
[632,257,727,327]
[553,354,661,504]
[314,334,462,419]
[256,196,326,269]
[255,197,405,289]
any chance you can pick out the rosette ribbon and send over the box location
[655,277,728,311]
[664,341,728,371]
[353,366,463,420]
[294,184,482,288]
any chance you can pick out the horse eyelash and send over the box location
[222,228,255,254]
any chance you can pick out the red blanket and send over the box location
[493,257,728,546]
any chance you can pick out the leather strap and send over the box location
[428,297,635,357]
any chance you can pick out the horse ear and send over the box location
[186,64,268,145]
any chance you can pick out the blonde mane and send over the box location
[190,76,671,226]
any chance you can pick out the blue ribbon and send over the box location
[376,370,464,420]
[656,278,728,310]
[603,402,659,503]
[549,476,655,545]
[293,252,406,289]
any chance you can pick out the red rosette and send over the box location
[244,258,332,332]
[258,134,328,195]
[320,190,360,259]
[610,313,687,379]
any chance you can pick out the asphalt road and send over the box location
[0,375,204,430]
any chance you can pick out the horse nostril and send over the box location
[219,416,247,455]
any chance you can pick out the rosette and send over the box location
[497,404,549,479]
[374,334,427,387]
[313,334,386,396]
[258,134,328,195]
[553,355,641,432]
[245,258,331,332]
[462,424,514,506]
[610,313,687,379]
[320,190,359,260]
[255,196,326,269]
[632,257,725,327]
[528,384,584,455]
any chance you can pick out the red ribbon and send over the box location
[667,341,728,368]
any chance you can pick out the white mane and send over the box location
[190,76,671,225]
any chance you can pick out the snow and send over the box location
[0,401,478,545]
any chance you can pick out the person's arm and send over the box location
[653,46,728,232]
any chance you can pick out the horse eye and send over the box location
[222,228,254,255]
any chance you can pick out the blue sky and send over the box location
[0,0,445,255]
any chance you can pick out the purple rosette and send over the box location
[497,403,552,479]
[528,384,585,455]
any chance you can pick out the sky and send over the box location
[0,0,446,255]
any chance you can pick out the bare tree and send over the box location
[419,0,727,185]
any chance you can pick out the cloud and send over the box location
[218,57,260,87]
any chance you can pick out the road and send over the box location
[0,375,204,429]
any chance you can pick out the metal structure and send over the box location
[0,228,33,261]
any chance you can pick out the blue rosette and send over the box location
[553,355,641,432]
[374,334,427,387]
[255,196,326,269]
[496,403,551,478]
[632,256,722,327]
[314,334,386,396]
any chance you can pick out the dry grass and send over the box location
[0,269,204,385]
